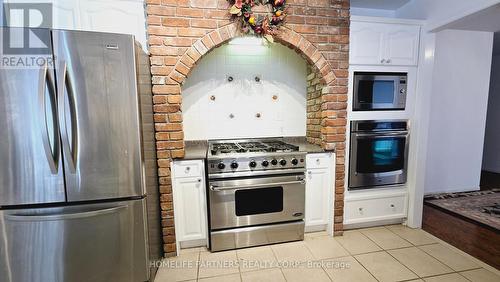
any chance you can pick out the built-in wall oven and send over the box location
[353,72,407,111]
[349,120,409,190]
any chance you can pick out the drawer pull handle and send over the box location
[185,167,191,173]
[197,178,202,183]
[358,207,363,212]
[390,204,395,208]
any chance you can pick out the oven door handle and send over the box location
[209,180,305,191]
[354,132,408,138]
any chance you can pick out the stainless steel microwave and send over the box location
[353,72,407,111]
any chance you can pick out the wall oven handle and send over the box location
[210,180,305,191]
[354,132,408,138]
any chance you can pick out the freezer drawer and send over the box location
[0,199,149,282]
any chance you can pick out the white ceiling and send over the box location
[350,0,411,10]
[435,3,500,33]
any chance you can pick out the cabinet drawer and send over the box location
[306,153,330,169]
[173,160,203,178]
[345,196,406,223]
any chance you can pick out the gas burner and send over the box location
[209,139,300,156]
[237,142,271,153]
[262,140,299,152]
[208,138,305,175]
[210,143,246,155]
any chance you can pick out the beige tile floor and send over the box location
[154,225,500,282]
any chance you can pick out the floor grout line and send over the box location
[269,245,289,282]
[339,230,383,255]
[382,249,421,280]
[356,227,391,250]
[234,248,242,282]
[160,227,499,282]
[457,270,474,282]
[415,244,483,274]
[421,231,500,274]
[385,225,438,247]
[196,249,201,282]
[351,255,381,282]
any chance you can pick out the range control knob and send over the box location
[230,161,239,169]
[249,160,257,168]
[279,159,287,166]
[291,158,299,165]
[217,162,226,169]
[271,159,278,166]
[262,160,269,167]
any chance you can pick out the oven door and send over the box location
[209,174,305,230]
[349,132,409,189]
[353,74,406,111]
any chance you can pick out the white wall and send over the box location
[424,30,494,194]
[182,41,307,140]
[482,53,500,173]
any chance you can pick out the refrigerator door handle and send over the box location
[57,60,78,173]
[5,205,126,222]
[38,64,58,174]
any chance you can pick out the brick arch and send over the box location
[148,3,350,257]
[169,23,336,87]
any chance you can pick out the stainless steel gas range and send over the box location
[206,138,306,252]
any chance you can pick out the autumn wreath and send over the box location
[227,0,286,42]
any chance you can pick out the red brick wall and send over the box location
[306,65,324,145]
[145,0,350,257]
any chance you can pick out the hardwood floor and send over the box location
[422,204,500,269]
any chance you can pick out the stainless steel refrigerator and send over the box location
[0,29,162,282]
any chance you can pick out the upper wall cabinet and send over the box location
[3,0,147,50]
[350,21,421,66]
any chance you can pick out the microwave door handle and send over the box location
[210,180,306,191]
[57,61,78,173]
[38,64,58,174]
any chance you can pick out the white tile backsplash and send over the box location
[182,42,307,140]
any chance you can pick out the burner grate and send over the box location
[210,140,299,155]
[210,143,247,155]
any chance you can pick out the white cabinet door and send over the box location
[4,0,147,50]
[384,25,420,66]
[305,168,330,227]
[172,161,207,243]
[305,153,335,233]
[3,0,80,29]
[350,21,420,66]
[350,22,385,65]
[79,0,147,49]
